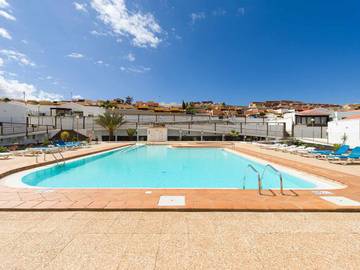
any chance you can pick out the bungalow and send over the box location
[295,108,331,126]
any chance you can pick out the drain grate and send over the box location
[158,196,185,206]
[320,196,360,206]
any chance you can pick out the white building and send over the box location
[0,101,28,122]
[328,115,360,148]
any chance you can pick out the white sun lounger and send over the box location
[284,145,306,153]
[0,153,10,160]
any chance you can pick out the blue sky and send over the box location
[0,0,359,105]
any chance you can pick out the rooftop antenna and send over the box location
[23,91,26,104]
[70,91,73,102]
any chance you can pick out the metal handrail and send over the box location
[243,164,262,194]
[261,164,284,194]
[49,149,65,166]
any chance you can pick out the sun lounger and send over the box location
[285,145,306,153]
[0,152,10,160]
[303,145,350,158]
[11,149,37,157]
[26,147,61,162]
[276,145,297,152]
[316,145,351,160]
[269,144,289,151]
[327,148,360,164]
[55,141,81,150]
[293,147,316,156]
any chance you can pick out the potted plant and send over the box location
[60,131,70,142]
[228,130,240,141]
[126,128,137,141]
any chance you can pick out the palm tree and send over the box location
[95,110,125,141]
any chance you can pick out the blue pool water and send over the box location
[22,145,316,189]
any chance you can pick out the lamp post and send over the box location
[310,118,315,142]
[76,115,80,141]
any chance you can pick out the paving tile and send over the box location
[0,232,75,270]
[15,200,42,209]
[134,213,164,234]
[32,200,60,209]
[161,212,188,234]
[45,233,127,270]
[80,219,115,234]
[0,200,25,208]
[86,200,110,209]
[0,220,37,233]
[118,253,157,270]
[126,233,160,255]
[155,234,189,269]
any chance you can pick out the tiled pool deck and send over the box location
[1,211,359,269]
[0,142,360,211]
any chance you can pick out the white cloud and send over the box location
[0,49,35,66]
[0,57,3,67]
[0,75,63,101]
[21,39,28,44]
[90,0,162,48]
[67,52,84,58]
[73,2,88,12]
[212,8,226,17]
[126,53,135,62]
[190,12,206,25]
[0,0,9,9]
[90,29,108,36]
[0,10,15,20]
[120,65,150,73]
[72,94,83,99]
[0,27,11,39]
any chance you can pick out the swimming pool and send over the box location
[17,145,341,189]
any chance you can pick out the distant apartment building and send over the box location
[249,100,341,111]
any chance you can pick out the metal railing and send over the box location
[261,164,284,195]
[243,164,262,194]
[48,150,65,166]
[0,121,55,136]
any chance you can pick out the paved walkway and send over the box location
[0,211,359,269]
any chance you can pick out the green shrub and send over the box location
[0,146,8,152]
[43,138,50,146]
[126,128,137,137]
[333,144,341,151]
[228,130,240,137]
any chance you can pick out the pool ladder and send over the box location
[119,144,145,153]
[243,164,284,195]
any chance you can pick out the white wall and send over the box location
[147,127,168,142]
[0,101,28,122]
[328,119,360,148]
[269,112,295,134]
